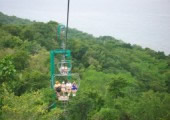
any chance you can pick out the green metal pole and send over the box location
[50,51,55,88]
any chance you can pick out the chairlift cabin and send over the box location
[50,49,71,88]
[49,0,80,110]
[54,73,80,101]
[57,60,72,76]
[49,0,80,104]
[50,49,80,101]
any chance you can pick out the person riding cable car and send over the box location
[59,65,68,75]
[58,81,69,101]
[72,81,78,97]
[61,81,66,96]
[54,81,61,97]
[66,82,72,96]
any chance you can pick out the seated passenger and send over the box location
[59,66,64,74]
[72,82,78,97]
[54,81,61,97]
[66,82,72,96]
[63,66,68,74]
[60,66,68,75]
[61,81,66,96]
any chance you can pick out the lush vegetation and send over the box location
[0,12,170,120]
[0,12,32,25]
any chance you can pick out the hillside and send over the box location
[0,12,32,25]
[0,12,170,120]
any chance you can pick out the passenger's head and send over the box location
[73,81,76,84]
[56,81,60,84]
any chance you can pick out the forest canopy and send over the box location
[0,12,170,120]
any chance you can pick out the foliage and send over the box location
[0,12,169,120]
[12,50,30,71]
[0,12,32,25]
[67,91,104,120]
[0,56,16,84]
[1,86,61,120]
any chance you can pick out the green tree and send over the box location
[12,50,30,71]
[0,56,16,84]
[92,108,119,120]
[131,91,170,120]
[1,87,62,120]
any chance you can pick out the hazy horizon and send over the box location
[0,0,170,55]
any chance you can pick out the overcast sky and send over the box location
[0,0,170,54]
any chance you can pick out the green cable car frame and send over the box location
[50,49,71,89]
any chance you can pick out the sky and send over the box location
[0,0,170,55]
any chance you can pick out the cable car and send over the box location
[57,60,72,76]
[49,0,80,111]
